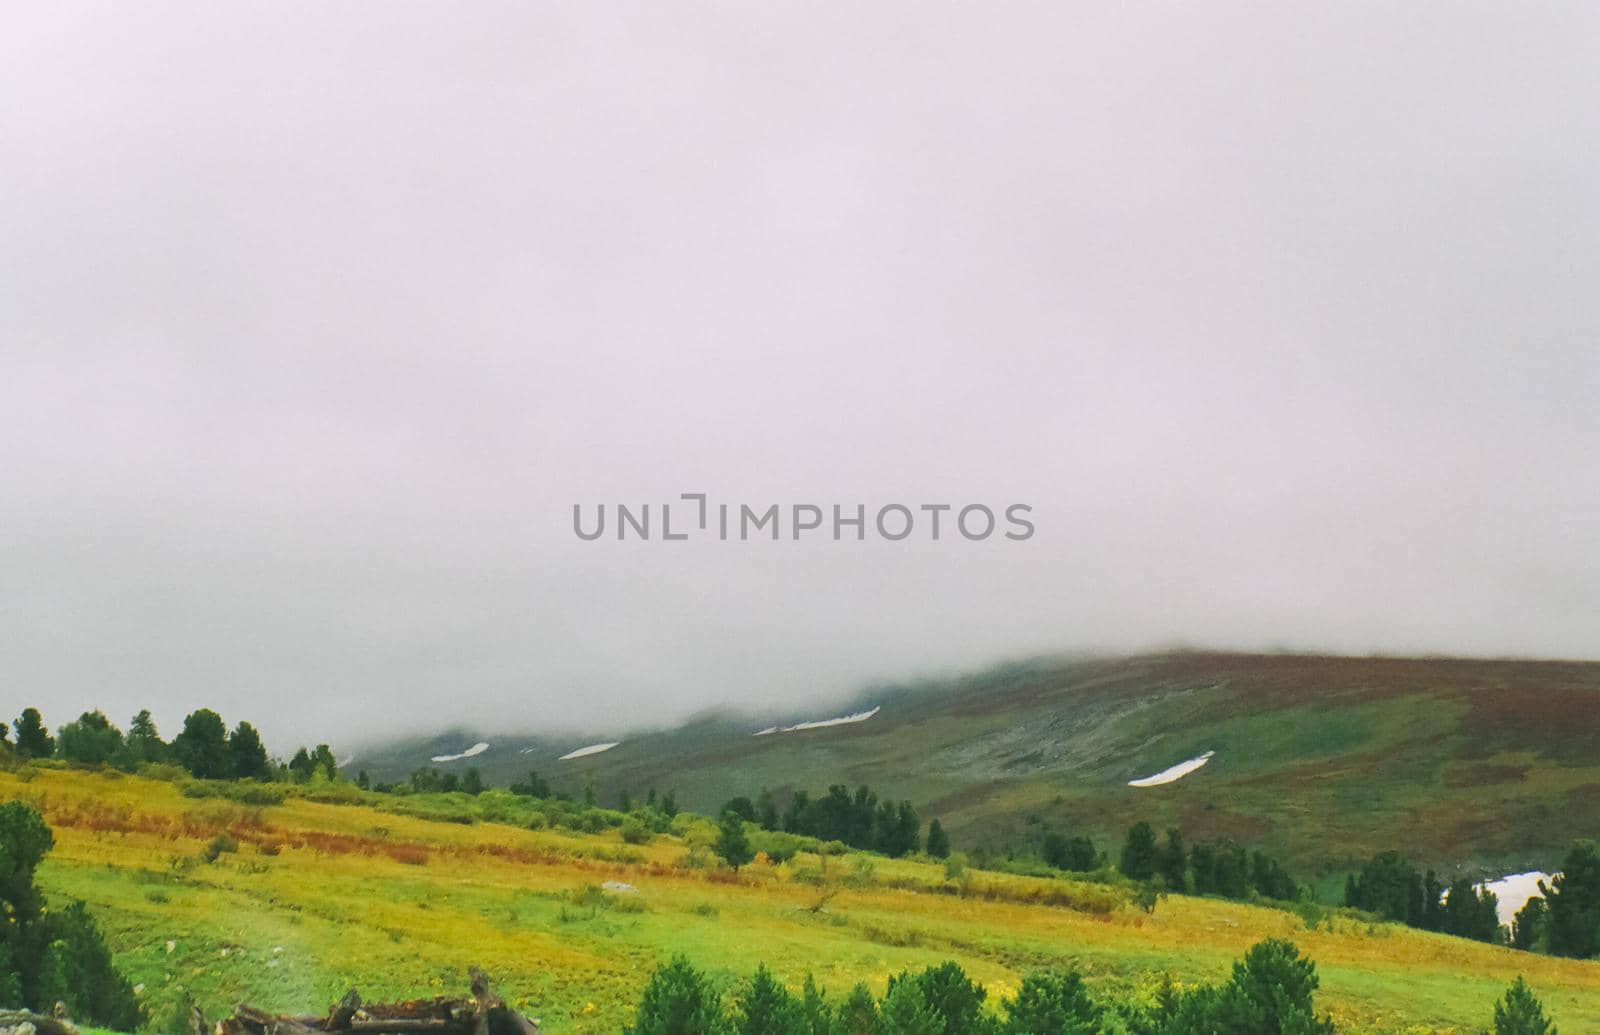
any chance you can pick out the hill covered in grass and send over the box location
[6,765,1599,1034]
[350,652,1600,882]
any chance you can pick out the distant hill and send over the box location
[347,651,1600,880]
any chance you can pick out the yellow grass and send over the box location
[6,766,1598,1034]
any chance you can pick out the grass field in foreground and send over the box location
[7,766,1599,1035]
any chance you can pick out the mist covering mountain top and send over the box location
[3,5,1596,747]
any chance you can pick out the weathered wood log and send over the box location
[0,1009,80,1035]
[219,969,537,1035]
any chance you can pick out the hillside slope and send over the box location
[9,766,1600,1034]
[350,652,1600,878]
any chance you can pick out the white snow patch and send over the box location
[1478,871,1554,927]
[1128,751,1215,787]
[430,742,490,763]
[754,706,880,736]
[560,741,620,760]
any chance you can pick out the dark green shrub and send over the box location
[1494,976,1557,1035]
[0,802,141,1029]
[625,956,730,1035]
[885,961,988,1035]
[733,965,807,1035]
[1001,971,1098,1034]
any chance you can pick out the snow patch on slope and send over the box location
[560,741,621,760]
[1478,871,1553,926]
[431,742,490,763]
[1128,750,1214,787]
[754,706,881,736]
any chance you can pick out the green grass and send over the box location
[8,766,1600,1035]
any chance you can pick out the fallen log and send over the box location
[219,970,538,1035]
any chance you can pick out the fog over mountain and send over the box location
[3,4,1596,750]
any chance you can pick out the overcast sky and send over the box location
[3,3,1597,752]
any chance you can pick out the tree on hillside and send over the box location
[123,709,167,765]
[14,707,54,759]
[722,796,757,822]
[1248,850,1298,901]
[0,802,141,1029]
[1512,896,1548,952]
[510,770,552,798]
[782,790,809,833]
[1212,938,1336,1034]
[715,811,754,871]
[732,965,806,1035]
[926,818,951,859]
[311,743,339,781]
[227,721,271,780]
[1543,840,1600,959]
[0,721,9,748]
[1120,821,1159,881]
[756,788,780,831]
[885,960,988,1035]
[625,956,731,1035]
[290,747,316,783]
[172,708,230,778]
[462,767,484,795]
[1346,851,1427,926]
[880,801,921,858]
[1001,970,1099,1035]
[57,710,124,766]
[835,984,879,1035]
[1158,828,1188,893]
[1442,877,1501,943]
[1494,977,1557,1035]
[1043,832,1097,873]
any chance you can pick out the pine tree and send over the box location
[926,819,951,859]
[14,708,54,759]
[836,983,879,1035]
[172,709,229,778]
[625,956,730,1035]
[57,710,123,766]
[311,743,339,781]
[733,965,806,1035]
[1002,970,1098,1035]
[1493,977,1557,1035]
[1158,828,1188,893]
[756,788,780,831]
[1544,840,1600,959]
[715,810,754,870]
[1512,896,1548,952]
[124,709,166,764]
[1120,821,1159,881]
[226,721,270,780]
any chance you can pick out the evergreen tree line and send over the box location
[1342,849,1501,943]
[4,706,340,786]
[1112,821,1300,902]
[0,802,142,1029]
[621,940,1560,1035]
[722,785,925,858]
[1504,840,1600,962]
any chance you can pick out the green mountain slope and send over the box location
[349,652,1600,880]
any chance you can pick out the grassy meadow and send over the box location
[6,765,1599,1035]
